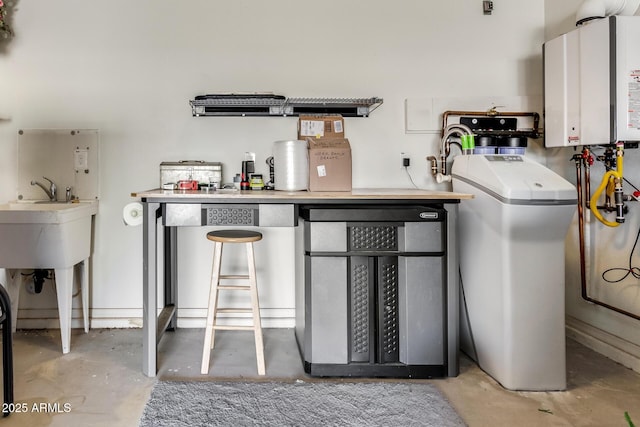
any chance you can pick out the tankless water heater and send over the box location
[544,16,640,147]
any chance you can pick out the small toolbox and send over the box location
[160,161,222,189]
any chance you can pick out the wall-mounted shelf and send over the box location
[189,94,383,117]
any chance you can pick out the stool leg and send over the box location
[247,242,265,375]
[201,241,223,375]
[210,242,224,351]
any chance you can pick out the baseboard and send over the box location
[566,316,640,374]
[15,307,295,330]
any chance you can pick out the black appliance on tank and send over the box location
[460,116,528,152]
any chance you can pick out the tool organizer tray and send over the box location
[189,94,383,117]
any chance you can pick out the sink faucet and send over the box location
[31,176,57,201]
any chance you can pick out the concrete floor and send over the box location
[0,328,638,427]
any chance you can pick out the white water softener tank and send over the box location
[451,154,576,391]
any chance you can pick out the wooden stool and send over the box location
[201,230,265,375]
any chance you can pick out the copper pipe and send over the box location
[574,155,588,304]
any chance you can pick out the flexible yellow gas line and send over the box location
[589,144,623,227]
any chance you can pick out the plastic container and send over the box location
[473,146,497,155]
[498,147,526,155]
[273,140,309,191]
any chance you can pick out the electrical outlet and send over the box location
[401,152,410,167]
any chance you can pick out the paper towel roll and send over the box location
[123,202,143,226]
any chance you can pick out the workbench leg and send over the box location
[165,226,178,330]
[143,202,160,377]
[445,204,460,377]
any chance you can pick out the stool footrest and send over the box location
[213,325,255,331]
[216,308,253,314]
[219,275,250,280]
[217,285,251,291]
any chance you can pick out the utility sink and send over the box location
[0,200,97,267]
[0,200,98,354]
[4,129,101,354]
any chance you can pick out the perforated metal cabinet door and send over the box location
[377,256,400,364]
[348,256,400,364]
[304,254,445,366]
[349,256,376,363]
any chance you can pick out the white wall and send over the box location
[0,1,546,327]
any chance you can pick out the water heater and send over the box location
[544,16,640,147]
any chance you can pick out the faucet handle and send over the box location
[42,177,56,189]
[42,176,57,200]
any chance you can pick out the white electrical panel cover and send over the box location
[544,16,640,147]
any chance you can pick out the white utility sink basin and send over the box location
[0,200,98,354]
[0,200,97,268]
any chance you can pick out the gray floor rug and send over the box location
[139,380,466,427]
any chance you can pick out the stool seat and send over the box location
[206,230,262,243]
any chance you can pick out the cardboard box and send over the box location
[298,115,345,140]
[306,137,352,192]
